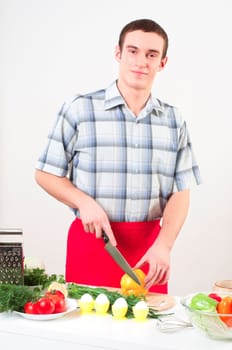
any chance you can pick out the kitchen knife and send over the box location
[102,231,141,285]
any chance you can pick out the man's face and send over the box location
[115,30,167,92]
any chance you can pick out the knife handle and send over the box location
[102,231,109,243]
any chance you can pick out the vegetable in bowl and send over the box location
[181,291,232,340]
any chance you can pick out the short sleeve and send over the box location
[36,98,79,177]
[173,120,202,192]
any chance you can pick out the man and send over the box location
[35,19,201,293]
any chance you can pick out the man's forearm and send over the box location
[34,169,88,210]
[35,169,117,244]
[155,189,190,250]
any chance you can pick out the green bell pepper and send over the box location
[190,293,218,312]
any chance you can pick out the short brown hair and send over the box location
[118,19,168,58]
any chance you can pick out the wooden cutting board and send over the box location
[145,293,176,311]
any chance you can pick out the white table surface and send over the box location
[0,298,231,350]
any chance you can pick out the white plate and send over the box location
[14,298,77,321]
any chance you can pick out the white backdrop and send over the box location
[1,0,232,295]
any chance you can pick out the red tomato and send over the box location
[45,290,66,313]
[24,301,37,314]
[217,296,232,327]
[45,290,65,300]
[35,297,55,314]
[54,298,66,313]
[208,293,222,302]
[45,293,62,305]
[54,290,65,299]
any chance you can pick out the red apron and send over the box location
[65,218,167,294]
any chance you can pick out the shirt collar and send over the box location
[104,81,165,116]
[104,81,125,110]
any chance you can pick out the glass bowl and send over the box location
[181,291,232,340]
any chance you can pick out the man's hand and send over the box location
[134,241,170,289]
[134,189,190,289]
[79,196,117,246]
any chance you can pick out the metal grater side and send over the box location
[0,229,23,285]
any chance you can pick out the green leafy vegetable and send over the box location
[24,268,65,289]
[0,284,41,312]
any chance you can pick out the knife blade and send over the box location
[102,231,141,285]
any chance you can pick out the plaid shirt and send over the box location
[36,81,202,221]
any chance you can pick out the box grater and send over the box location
[0,228,24,285]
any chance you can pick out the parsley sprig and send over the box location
[24,268,64,289]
